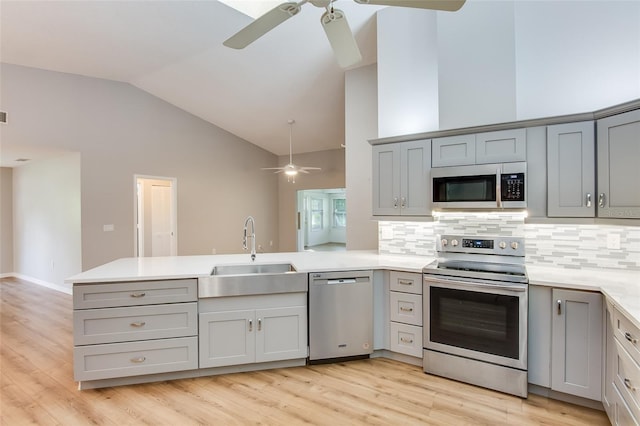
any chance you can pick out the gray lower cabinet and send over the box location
[529,286,602,401]
[73,279,199,382]
[388,271,422,358]
[604,299,640,425]
[198,293,307,369]
[597,109,640,218]
[551,288,602,400]
[547,121,595,217]
[372,139,431,216]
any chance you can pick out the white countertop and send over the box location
[66,250,432,283]
[67,251,639,328]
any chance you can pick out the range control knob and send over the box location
[511,241,519,250]
[451,239,459,247]
[441,239,448,247]
[499,241,507,249]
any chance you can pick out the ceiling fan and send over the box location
[223,0,466,68]
[262,120,320,182]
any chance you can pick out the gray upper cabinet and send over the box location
[432,129,526,167]
[476,128,527,164]
[372,139,431,216]
[547,121,595,217]
[597,109,640,218]
[432,134,475,167]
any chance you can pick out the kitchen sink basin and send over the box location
[198,263,307,298]
[212,263,296,276]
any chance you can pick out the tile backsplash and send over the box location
[379,214,640,271]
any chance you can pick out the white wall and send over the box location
[345,64,379,250]
[12,153,81,291]
[0,167,14,274]
[376,0,640,135]
[1,63,279,272]
[514,1,640,118]
[377,8,439,138]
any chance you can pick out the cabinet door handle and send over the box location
[258,318,262,331]
[130,321,146,328]
[398,280,413,286]
[625,332,638,344]
[400,197,406,208]
[400,337,413,344]
[624,378,637,392]
[130,356,146,363]
[586,193,592,207]
[598,193,606,208]
[393,197,398,208]
[557,299,562,315]
[248,319,253,332]
[130,292,146,298]
[400,306,414,313]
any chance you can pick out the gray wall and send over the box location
[1,63,280,278]
[0,167,13,274]
[277,149,345,253]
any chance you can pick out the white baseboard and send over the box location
[2,273,72,295]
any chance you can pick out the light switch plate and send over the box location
[103,224,114,232]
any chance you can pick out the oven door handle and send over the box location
[424,276,527,293]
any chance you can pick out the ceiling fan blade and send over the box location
[354,0,466,12]
[300,167,322,170]
[320,9,362,68]
[224,2,301,49]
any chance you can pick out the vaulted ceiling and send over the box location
[0,0,385,164]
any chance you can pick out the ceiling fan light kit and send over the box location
[261,119,321,183]
[223,0,466,68]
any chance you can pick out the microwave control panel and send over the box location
[501,173,525,201]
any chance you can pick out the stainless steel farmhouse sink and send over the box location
[198,263,307,297]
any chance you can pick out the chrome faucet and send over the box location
[243,216,256,262]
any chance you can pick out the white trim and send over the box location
[2,273,72,295]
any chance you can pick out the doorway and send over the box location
[297,188,346,252]
[134,175,177,257]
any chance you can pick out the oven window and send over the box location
[433,175,496,202]
[430,286,519,359]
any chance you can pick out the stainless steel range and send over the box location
[423,234,528,397]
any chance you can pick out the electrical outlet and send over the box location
[381,228,393,239]
[606,233,621,250]
[211,248,217,255]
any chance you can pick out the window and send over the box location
[310,198,323,231]
[333,198,346,228]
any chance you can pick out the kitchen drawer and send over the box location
[74,302,197,345]
[389,271,422,295]
[390,291,422,326]
[612,380,640,426]
[73,279,197,309]
[390,322,422,358]
[615,307,640,366]
[614,338,640,419]
[74,336,198,381]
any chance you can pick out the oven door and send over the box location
[423,274,527,370]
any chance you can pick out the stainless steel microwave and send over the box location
[431,162,526,209]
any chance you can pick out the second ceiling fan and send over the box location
[224,0,466,68]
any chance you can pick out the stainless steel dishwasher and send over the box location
[309,270,373,362]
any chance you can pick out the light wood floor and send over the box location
[1,276,609,425]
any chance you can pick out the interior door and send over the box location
[151,184,171,256]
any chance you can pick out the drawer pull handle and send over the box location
[130,356,146,363]
[400,337,413,344]
[130,321,146,328]
[130,292,146,298]
[398,280,413,286]
[400,307,413,312]
[624,378,637,392]
[625,332,638,344]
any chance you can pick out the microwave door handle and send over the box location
[496,168,502,208]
